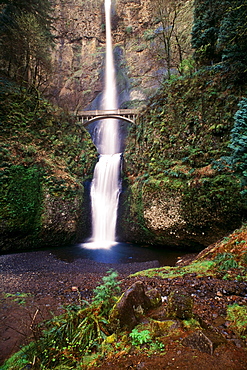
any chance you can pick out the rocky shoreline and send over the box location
[0,250,247,369]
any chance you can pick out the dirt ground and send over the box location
[0,250,247,369]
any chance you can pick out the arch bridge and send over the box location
[75,108,139,126]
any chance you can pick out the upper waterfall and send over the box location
[84,0,121,249]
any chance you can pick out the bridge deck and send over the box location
[75,108,139,125]
[76,108,139,117]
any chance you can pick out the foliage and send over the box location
[228,98,247,196]
[217,0,247,72]
[196,224,247,280]
[130,260,215,279]
[92,270,121,316]
[1,271,120,369]
[0,79,97,251]
[226,304,247,338]
[191,0,227,65]
[124,65,245,243]
[214,253,239,270]
[0,165,42,234]
[0,0,53,87]
[129,328,152,346]
[192,0,247,75]
[129,326,165,354]
[3,292,31,306]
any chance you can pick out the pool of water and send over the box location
[49,242,190,266]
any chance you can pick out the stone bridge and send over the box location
[75,108,139,125]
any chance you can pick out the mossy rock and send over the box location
[150,319,180,336]
[166,290,194,320]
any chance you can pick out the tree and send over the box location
[217,0,247,71]
[148,0,193,79]
[192,0,247,73]
[0,0,53,87]
[229,98,247,194]
[191,0,228,66]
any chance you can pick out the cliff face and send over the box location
[0,79,97,253]
[120,70,245,249]
[48,0,193,111]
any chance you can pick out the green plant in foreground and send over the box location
[226,304,247,338]
[214,253,238,271]
[92,269,121,316]
[129,328,165,354]
[3,292,31,305]
[130,328,152,346]
[2,270,120,370]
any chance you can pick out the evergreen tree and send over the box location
[0,0,53,87]
[217,0,247,72]
[229,98,247,194]
[191,0,227,65]
[192,0,247,73]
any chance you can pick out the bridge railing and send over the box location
[76,108,139,117]
[73,108,139,125]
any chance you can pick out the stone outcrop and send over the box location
[48,0,193,111]
[109,281,161,331]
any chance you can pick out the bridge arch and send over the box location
[74,108,138,126]
[82,114,135,126]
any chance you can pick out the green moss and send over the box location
[182,174,242,227]
[182,318,201,331]
[130,260,215,279]
[0,165,43,234]
[226,304,247,338]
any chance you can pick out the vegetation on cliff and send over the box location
[0,79,97,251]
[121,0,247,247]
[122,66,246,246]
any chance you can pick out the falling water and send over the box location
[85,0,121,249]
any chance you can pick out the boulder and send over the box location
[183,330,214,355]
[166,289,193,320]
[108,281,153,331]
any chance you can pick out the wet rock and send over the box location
[183,327,226,355]
[166,290,193,320]
[108,281,152,331]
[151,319,180,336]
[183,330,214,355]
[145,288,162,308]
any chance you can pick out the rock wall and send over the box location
[48,0,193,111]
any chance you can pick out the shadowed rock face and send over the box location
[109,281,157,331]
[166,289,193,320]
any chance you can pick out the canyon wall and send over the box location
[48,0,193,111]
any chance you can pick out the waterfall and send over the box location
[85,0,121,249]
